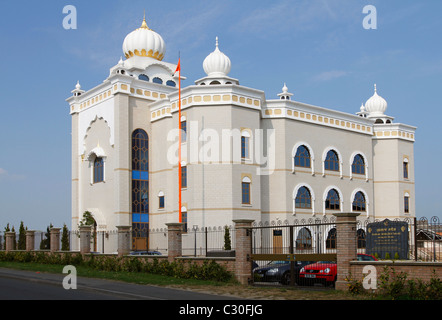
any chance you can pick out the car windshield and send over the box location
[269,261,288,266]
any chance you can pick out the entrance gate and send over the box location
[251,218,337,287]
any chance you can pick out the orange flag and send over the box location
[174,58,181,75]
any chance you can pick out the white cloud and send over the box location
[312,70,349,82]
[0,168,25,181]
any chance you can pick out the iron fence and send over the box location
[182,225,236,257]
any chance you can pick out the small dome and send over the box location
[122,15,166,61]
[365,84,387,116]
[203,37,231,77]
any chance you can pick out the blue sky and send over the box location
[0,0,441,231]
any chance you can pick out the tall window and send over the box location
[403,160,409,179]
[181,118,187,143]
[158,191,165,209]
[241,137,249,159]
[295,145,311,168]
[93,157,104,183]
[242,177,251,204]
[132,129,149,251]
[352,191,366,212]
[404,193,410,213]
[241,131,250,159]
[352,154,365,175]
[325,189,340,210]
[182,208,188,233]
[295,186,312,209]
[181,165,187,188]
[324,150,339,171]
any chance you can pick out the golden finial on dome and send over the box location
[140,10,150,29]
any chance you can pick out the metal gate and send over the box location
[251,218,337,287]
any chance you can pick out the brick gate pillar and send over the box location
[5,232,16,251]
[233,219,254,285]
[333,212,360,291]
[166,223,184,262]
[79,225,92,255]
[50,228,61,253]
[116,226,132,257]
[26,230,35,251]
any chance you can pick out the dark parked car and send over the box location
[253,260,313,285]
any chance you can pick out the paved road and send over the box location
[0,268,239,300]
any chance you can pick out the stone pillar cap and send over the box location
[332,212,361,218]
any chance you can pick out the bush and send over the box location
[0,251,233,283]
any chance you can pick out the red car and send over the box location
[298,253,377,287]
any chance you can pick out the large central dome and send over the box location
[122,15,166,61]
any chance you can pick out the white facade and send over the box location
[67,16,416,253]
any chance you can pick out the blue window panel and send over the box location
[140,214,149,223]
[132,213,141,223]
[140,171,149,180]
[132,170,149,181]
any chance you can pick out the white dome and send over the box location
[122,16,166,61]
[203,37,231,77]
[365,84,387,116]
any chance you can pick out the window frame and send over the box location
[93,157,104,184]
[241,176,251,205]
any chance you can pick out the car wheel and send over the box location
[281,272,290,285]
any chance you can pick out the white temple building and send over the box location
[66,15,416,253]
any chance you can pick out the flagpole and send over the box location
[177,56,182,224]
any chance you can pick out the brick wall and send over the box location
[350,261,442,283]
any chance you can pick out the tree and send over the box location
[61,224,70,251]
[40,223,53,250]
[223,225,232,251]
[18,221,27,250]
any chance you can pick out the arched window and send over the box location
[357,229,366,249]
[352,154,365,175]
[326,228,337,249]
[295,186,312,209]
[403,158,409,179]
[295,227,312,250]
[242,176,251,204]
[210,80,221,85]
[324,150,339,171]
[166,80,176,87]
[352,192,366,212]
[325,189,340,210]
[294,145,311,168]
[93,157,104,183]
[132,129,149,172]
[153,77,163,85]
[138,74,149,81]
[241,130,251,159]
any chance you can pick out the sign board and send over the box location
[366,219,409,260]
